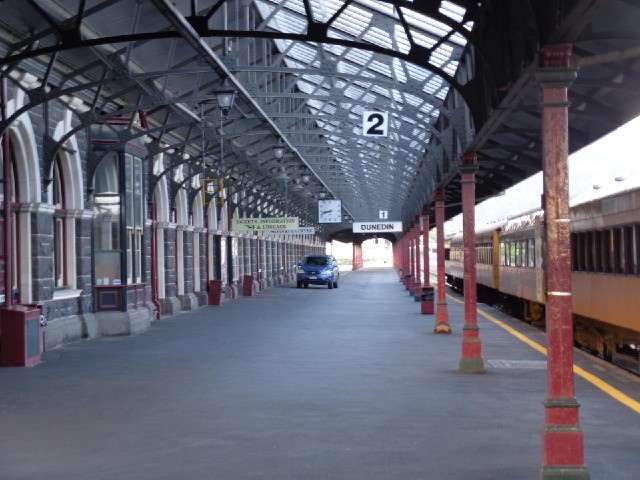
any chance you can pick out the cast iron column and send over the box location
[422,207,430,286]
[536,44,588,480]
[433,187,451,333]
[459,153,484,373]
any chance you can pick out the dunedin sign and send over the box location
[352,221,402,233]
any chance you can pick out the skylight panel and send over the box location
[410,29,438,50]
[443,60,459,76]
[287,42,317,63]
[405,62,430,82]
[344,85,365,100]
[450,31,468,47]
[268,8,307,34]
[337,61,360,76]
[363,26,393,50]
[355,0,394,17]
[300,74,324,86]
[403,92,423,107]
[321,43,346,56]
[425,76,444,95]
[331,5,372,38]
[344,48,373,66]
[393,25,411,55]
[401,7,449,38]
[297,80,316,94]
[401,115,417,126]
[440,1,466,23]
[371,84,391,100]
[368,59,392,78]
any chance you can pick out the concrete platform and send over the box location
[1,267,638,479]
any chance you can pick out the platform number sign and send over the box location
[363,111,389,137]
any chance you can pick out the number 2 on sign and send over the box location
[363,111,388,137]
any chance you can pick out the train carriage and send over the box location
[445,181,640,373]
[570,182,640,365]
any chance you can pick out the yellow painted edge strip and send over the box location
[446,293,640,414]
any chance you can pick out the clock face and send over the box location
[318,199,342,223]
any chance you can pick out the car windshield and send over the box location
[304,257,328,266]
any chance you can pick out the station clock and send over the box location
[317,199,342,223]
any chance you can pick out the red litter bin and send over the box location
[404,274,412,290]
[243,275,254,297]
[1,305,43,367]
[420,286,435,314]
[208,280,224,306]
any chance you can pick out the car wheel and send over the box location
[297,281,302,288]
[303,283,309,288]
[328,280,333,289]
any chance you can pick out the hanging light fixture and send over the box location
[273,141,285,161]
[215,87,236,116]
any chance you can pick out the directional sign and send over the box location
[353,221,402,233]
[362,111,389,137]
[264,227,315,236]
[232,217,299,232]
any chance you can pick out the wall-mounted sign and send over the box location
[362,111,389,137]
[264,227,315,235]
[353,221,402,233]
[232,217,299,232]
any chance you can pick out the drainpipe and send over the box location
[150,200,161,319]
[1,77,12,307]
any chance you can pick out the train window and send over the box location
[585,231,593,272]
[500,242,506,266]
[573,232,587,272]
[607,229,617,274]
[626,225,638,275]
[527,238,535,267]
[616,228,625,274]
[594,231,603,273]
[631,225,640,275]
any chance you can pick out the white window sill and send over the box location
[52,289,82,301]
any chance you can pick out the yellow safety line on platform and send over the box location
[445,294,640,415]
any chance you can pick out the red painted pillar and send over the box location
[414,219,421,288]
[433,187,451,334]
[459,153,484,373]
[405,233,413,290]
[409,233,414,277]
[536,44,588,479]
[352,243,357,270]
[422,207,430,286]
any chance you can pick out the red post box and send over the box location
[208,280,224,306]
[421,286,435,314]
[1,305,42,367]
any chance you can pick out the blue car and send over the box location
[296,255,340,289]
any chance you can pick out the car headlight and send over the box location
[296,267,305,274]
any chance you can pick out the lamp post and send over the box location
[273,141,287,215]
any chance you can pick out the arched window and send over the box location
[52,158,65,287]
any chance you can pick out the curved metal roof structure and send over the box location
[2,0,640,242]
